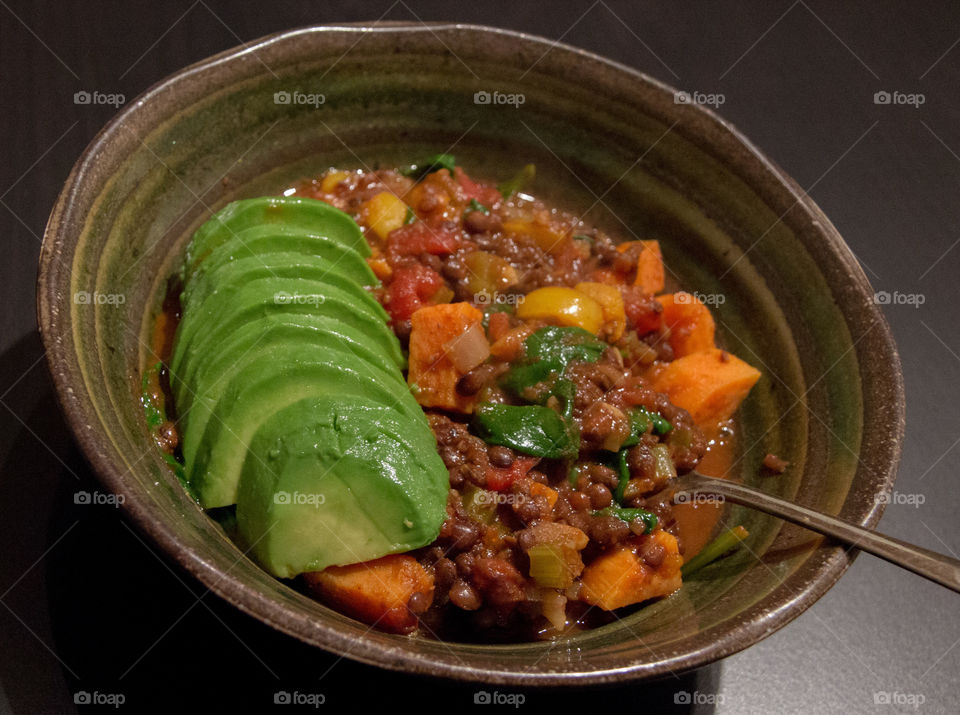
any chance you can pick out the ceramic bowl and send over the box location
[37,23,903,685]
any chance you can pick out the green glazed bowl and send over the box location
[37,23,903,684]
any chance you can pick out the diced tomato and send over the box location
[622,286,663,335]
[455,167,501,206]
[486,456,539,491]
[384,265,445,324]
[387,221,460,259]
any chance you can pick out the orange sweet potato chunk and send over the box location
[635,240,665,294]
[616,240,665,294]
[650,347,761,428]
[579,531,683,610]
[408,302,486,413]
[656,291,716,357]
[303,554,434,634]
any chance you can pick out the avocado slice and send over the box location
[172,196,449,573]
[177,320,410,470]
[186,348,422,508]
[184,197,369,279]
[170,275,391,381]
[176,312,406,420]
[236,396,448,578]
[183,226,376,307]
[183,250,380,315]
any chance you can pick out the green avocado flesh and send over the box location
[237,396,448,578]
[171,275,392,381]
[169,197,448,577]
[183,196,371,279]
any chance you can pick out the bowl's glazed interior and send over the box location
[37,24,903,684]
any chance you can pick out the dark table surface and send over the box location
[2,1,959,713]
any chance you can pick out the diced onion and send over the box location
[541,589,568,631]
[444,322,490,373]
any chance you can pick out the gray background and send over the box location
[1,1,958,713]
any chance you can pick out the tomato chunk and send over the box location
[486,456,539,491]
[384,265,444,324]
[387,221,460,258]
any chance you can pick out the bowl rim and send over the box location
[37,22,905,685]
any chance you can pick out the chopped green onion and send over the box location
[573,233,594,243]
[404,206,416,224]
[681,525,750,577]
[594,507,658,534]
[401,153,457,180]
[621,410,650,448]
[526,543,572,588]
[466,198,490,215]
[498,163,535,198]
[614,448,630,503]
[568,463,581,487]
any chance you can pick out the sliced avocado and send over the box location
[177,322,410,470]
[173,196,449,572]
[181,251,384,328]
[186,350,422,508]
[184,197,369,279]
[170,275,390,381]
[236,396,448,578]
[183,226,376,308]
[176,312,406,416]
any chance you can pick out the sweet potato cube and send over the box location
[579,531,682,610]
[303,554,434,634]
[656,291,716,357]
[408,302,487,413]
[651,347,761,428]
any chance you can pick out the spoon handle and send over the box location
[678,474,960,594]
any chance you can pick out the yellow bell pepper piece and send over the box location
[502,220,567,255]
[363,191,408,240]
[516,287,604,334]
[575,281,626,341]
[320,170,351,193]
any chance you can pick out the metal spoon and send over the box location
[673,472,960,593]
